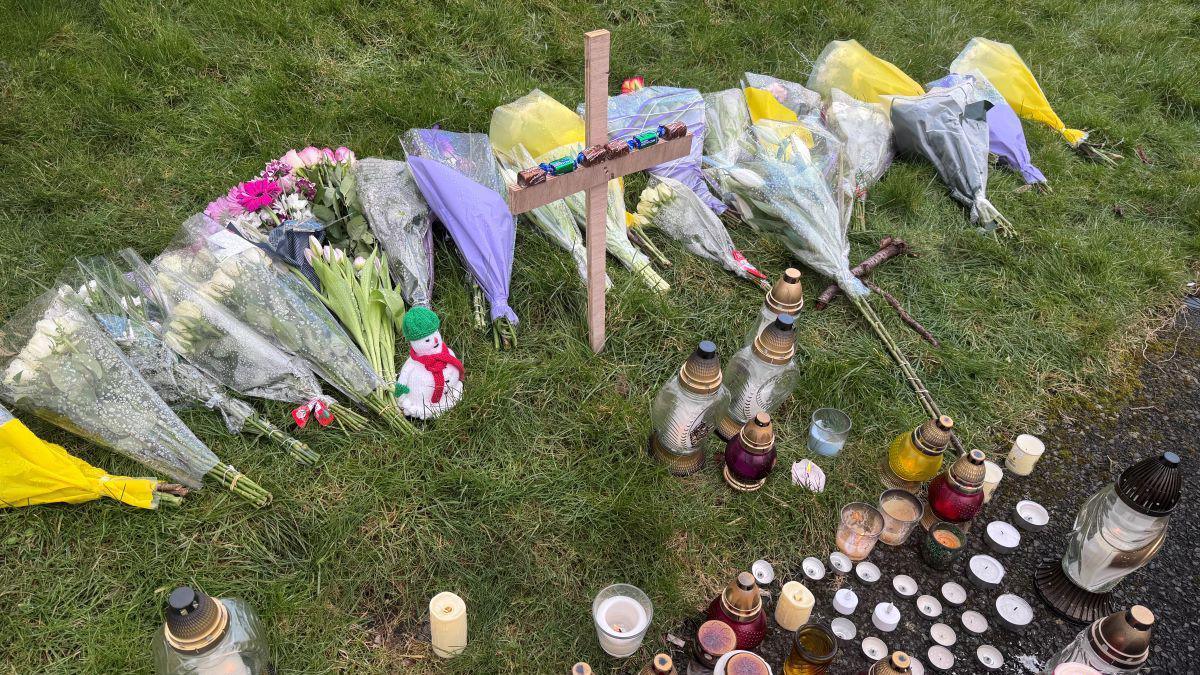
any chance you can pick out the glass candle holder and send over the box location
[921,522,965,571]
[592,584,653,657]
[835,502,885,561]
[878,489,924,546]
[783,623,838,675]
[808,408,851,456]
[1005,433,1045,476]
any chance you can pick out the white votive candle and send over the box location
[872,602,900,632]
[1005,434,1045,476]
[982,460,1003,502]
[429,592,467,658]
[593,593,650,657]
[775,581,815,631]
[833,588,859,615]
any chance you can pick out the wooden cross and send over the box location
[507,29,692,353]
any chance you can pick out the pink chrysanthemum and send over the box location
[204,195,245,224]
[233,178,282,212]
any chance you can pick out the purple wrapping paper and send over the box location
[928,74,1046,185]
[404,130,518,324]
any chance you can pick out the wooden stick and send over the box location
[814,237,909,309]
[864,280,940,347]
[583,29,609,354]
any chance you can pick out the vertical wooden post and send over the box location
[582,29,610,354]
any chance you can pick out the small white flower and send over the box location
[23,332,56,361]
[208,269,237,297]
[3,359,34,385]
[353,256,366,271]
[173,301,202,321]
[34,318,58,337]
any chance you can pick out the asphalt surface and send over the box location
[664,303,1198,674]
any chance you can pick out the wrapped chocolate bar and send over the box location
[577,144,609,167]
[604,140,631,159]
[517,167,547,187]
[658,122,687,140]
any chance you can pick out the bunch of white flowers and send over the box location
[272,193,313,222]
[631,182,678,229]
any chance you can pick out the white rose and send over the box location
[34,318,58,337]
[3,359,34,385]
[23,331,56,361]
[208,269,237,296]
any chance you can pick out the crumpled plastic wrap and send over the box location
[824,88,894,202]
[890,80,1013,234]
[743,72,823,117]
[807,39,925,106]
[741,75,842,186]
[354,158,436,308]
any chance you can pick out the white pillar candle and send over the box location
[429,592,467,658]
[775,581,815,631]
[832,588,858,615]
[982,460,1003,503]
[872,602,900,632]
[1005,434,1045,476]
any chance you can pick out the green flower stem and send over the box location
[209,462,272,507]
[245,414,320,466]
[330,403,369,432]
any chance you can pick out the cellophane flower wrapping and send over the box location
[401,128,520,323]
[807,39,925,105]
[134,250,327,406]
[824,88,895,202]
[0,286,218,488]
[744,72,824,117]
[354,158,436,308]
[703,91,868,298]
[74,256,257,435]
[490,89,668,293]
[740,76,843,186]
[158,215,381,403]
[636,175,766,284]
[591,85,727,214]
[495,144,608,289]
[890,80,1011,232]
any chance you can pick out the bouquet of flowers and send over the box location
[632,175,769,290]
[74,255,320,465]
[823,89,894,228]
[0,286,271,506]
[158,216,385,421]
[302,239,416,434]
[279,146,376,257]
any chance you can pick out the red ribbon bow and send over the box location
[291,398,333,428]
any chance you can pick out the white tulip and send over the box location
[173,302,202,321]
[729,167,765,189]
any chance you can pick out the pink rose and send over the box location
[298,146,324,167]
[334,146,355,163]
[281,149,304,171]
[322,147,336,162]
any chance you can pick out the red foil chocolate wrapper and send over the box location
[516,167,547,188]
[578,144,609,167]
[604,140,630,159]
[661,121,687,140]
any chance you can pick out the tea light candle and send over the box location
[982,461,1003,503]
[855,561,881,584]
[939,582,966,606]
[775,581,815,632]
[927,645,955,672]
[592,585,652,657]
[968,554,1006,590]
[861,636,888,661]
[984,521,1021,555]
[830,617,857,640]
[930,622,956,647]
[802,556,826,581]
[429,591,467,658]
[909,656,926,675]
[1005,434,1045,475]
[752,559,775,585]
[892,574,918,598]
[829,551,853,574]
[994,594,1034,633]
[1013,500,1049,532]
[976,645,1004,671]
[916,594,942,619]
[961,610,989,634]
[872,602,900,632]
[833,588,859,615]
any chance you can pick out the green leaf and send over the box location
[322,186,338,206]
[371,287,407,329]
[346,214,368,240]
[313,204,337,224]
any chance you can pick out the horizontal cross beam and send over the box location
[507,134,693,215]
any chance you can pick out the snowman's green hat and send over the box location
[402,306,441,342]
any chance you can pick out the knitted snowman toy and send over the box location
[395,307,464,420]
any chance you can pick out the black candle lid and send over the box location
[1116,452,1182,517]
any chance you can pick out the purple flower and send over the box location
[295,177,317,200]
[233,178,282,212]
[262,159,292,180]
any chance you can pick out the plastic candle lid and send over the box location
[831,617,857,640]
[751,559,775,585]
[830,551,853,573]
[977,644,1004,671]
[802,556,827,581]
[892,574,918,597]
[856,561,881,583]
[861,636,888,660]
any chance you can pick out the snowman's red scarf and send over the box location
[408,344,464,404]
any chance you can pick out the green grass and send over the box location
[1,0,1198,672]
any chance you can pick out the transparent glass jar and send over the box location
[649,341,729,476]
[1040,607,1154,674]
[1061,485,1168,593]
[152,597,270,675]
[722,346,800,430]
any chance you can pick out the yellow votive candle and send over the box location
[1005,434,1045,476]
[775,581,815,631]
[430,591,467,658]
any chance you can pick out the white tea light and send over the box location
[977,644,1004,671]
[995,594,1034,633]
[872,602,900,632]
[1014,500,1049,532]
[892,574,918,598]
[940,581,966,606]
[927,645,955,672]
[802,556,826,581]
[775,581,814,632]
[591,584,652,658]
[833,588,859,615]
[751,559,775,585]
[930,622,956,647]
[830,616,857,640]
[1006,433,1045,476]
[916,594,942,619]
[861,636,888,661]
[909,657,925,675]
[855,561,881,584]
[829,551,853,574]
[429,592,467,658]
[982,460,1003,503]
[984,521,1021,555]
[961,610,989,634]
[968,554,1006,590]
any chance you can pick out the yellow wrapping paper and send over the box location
[807,40,925,105]
[950,37,1087,146]
[0,413,160,509]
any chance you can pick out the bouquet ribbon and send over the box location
[291,397,333,428]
